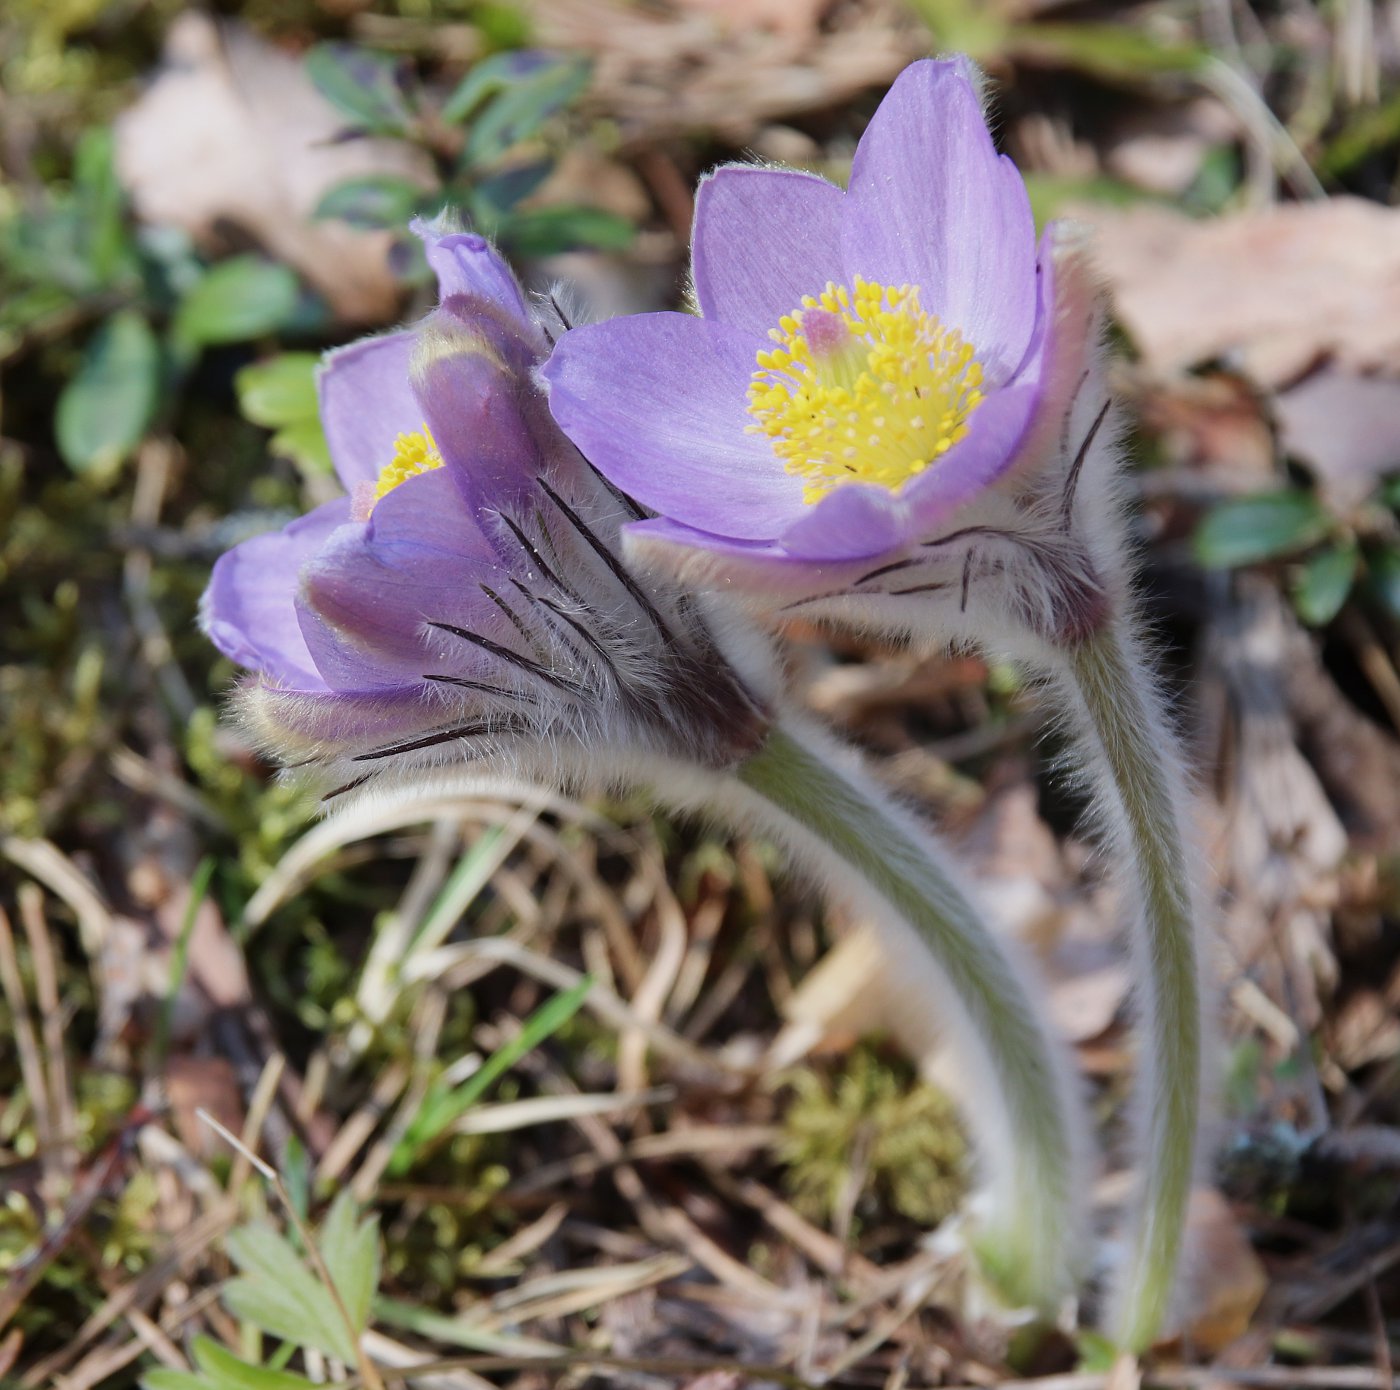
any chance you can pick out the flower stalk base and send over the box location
[712,719,1087,1310]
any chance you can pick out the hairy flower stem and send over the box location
[1053,622,1202,1351]
[695,718,1088,1309]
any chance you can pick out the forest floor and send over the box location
[3,2,1400,1387]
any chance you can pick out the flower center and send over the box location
[745,279,984,505]
[373,425,444,506]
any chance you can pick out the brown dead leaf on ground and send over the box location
[1133,371,1277,493]
[673,0,835,40]
[1176,1189,1269,1353]
[1275,369,1400,514]
[1200,581,1346,1030]
[532,0,927,146]
[116,13,430,324]
[1085,198,1400,386]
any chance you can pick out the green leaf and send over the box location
[1320,88,1400,178]
[497,205,634,257]
[1020,171,1145,228]
[1182,146,1242,216]
[1008,21,1208,81]
[314,175,427,230]
[142,1373,209,1390]
[271,419,334,476]
[305,43,412,134]
[1379,474,1400,510]
[391,976,594,1172]
[55,310,160,477]
[1292,541,1357,626]
[441,50,552,127]
[472,2,533,47]
[460,55,591,167]
[1193,490,1330,569]
[470,160,553,218]
[374,1295,563,1354]
[235,353,332,477]
[282,1134,311,1224]
[1075,1329,1120,1373]
[236,354,320,427]
[317,1190,380,1333]
[1365,545,1400,620]
[224,1225,357,1365]
[190,1337,319,1390]
[72,127,131,287]
[175,258,299,348]
[901,0,1010,60]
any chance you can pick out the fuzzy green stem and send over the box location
[729,719,1085,1308]
[1058,625,1201,1350]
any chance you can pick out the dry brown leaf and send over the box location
[165,1055,245,1160]
[533,0,926,146]
[1175,1189,1269,1352]
[1201,581,1346,1028]
[1331,984,1400,1070]
[116,12,431,324]
[1276,369,1400,513]
[1133,371,1276,485]
[672,0,834,40]
[1086,198,1400,386]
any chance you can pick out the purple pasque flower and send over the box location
[542,60,1050,573]
[202,221,768,799]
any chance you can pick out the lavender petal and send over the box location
[842,60,1038,385]
[318,330,421,492]
[543,312,809,538]
[201,497,351,689]
[691,167,846,336]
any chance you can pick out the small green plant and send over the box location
[1,129,305,482]
[1194,476,1400,629]
[141,1190,379,1390]
[306,43,634,270]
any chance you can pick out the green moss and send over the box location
[778,1042,968,1236]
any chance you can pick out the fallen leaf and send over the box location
[1276,369,1400,513]
[1201,580,1346,1028]
[673,0,834,40]
[1176,1189,1268,1352]
[535,0,926,146]
[165,1055,245,1160]
[115,13,432,324]
[1085,198,1400,386]
[1331,985,1400,1070]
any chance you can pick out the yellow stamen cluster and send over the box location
[745,278,984,505]
[372,425,444,506]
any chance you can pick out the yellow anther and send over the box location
[371,425,444,508]
[745,277,984,504]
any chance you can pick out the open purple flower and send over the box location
[202,222,767,797]
[542,60,1058,590]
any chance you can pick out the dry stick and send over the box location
[19,1204,238,1388]
[353,1354,1397,1390]
[0,907,52,1187]
[18,886,76,1182]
